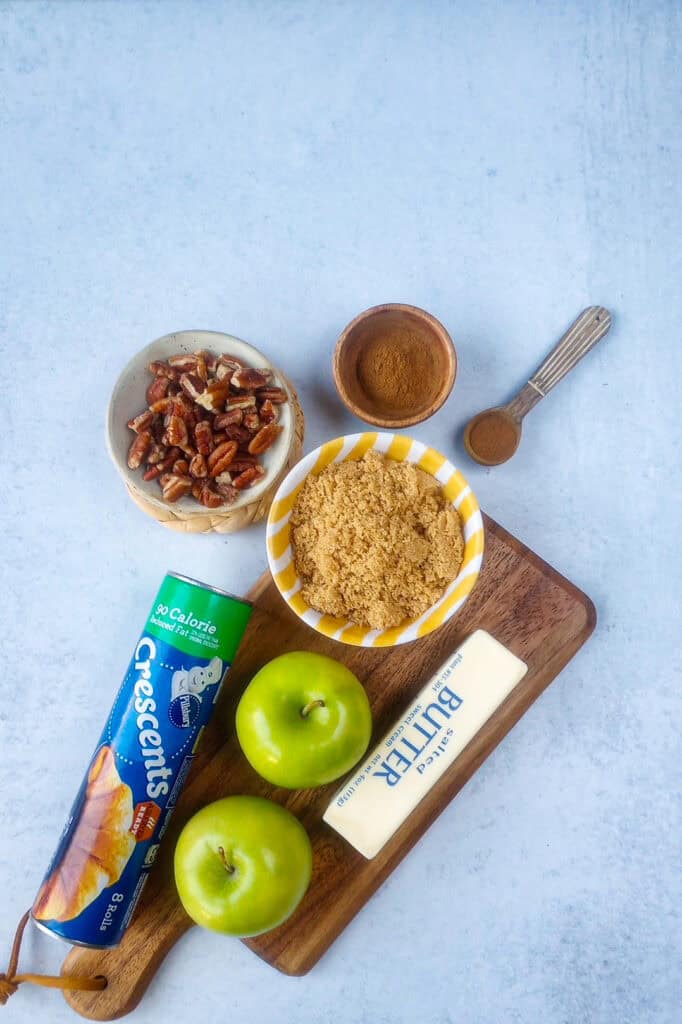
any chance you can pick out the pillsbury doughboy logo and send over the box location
[168,656,224,729]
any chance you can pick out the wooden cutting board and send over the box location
[61,514,595,1020]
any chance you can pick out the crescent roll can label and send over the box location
[32,572,252,948]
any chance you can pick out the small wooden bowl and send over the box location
[333,303,456,428]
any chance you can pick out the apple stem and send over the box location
[300,699,325,718]
[217,845,236,874]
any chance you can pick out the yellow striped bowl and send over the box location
[265,432,484,647]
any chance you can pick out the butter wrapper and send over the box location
[323,629,527,859]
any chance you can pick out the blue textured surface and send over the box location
[1,2,680,1022]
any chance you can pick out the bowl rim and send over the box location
[266,431,484,646]
[106,328,294,513]
[332,303,457,428]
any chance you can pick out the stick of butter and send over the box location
[323,629,528,859]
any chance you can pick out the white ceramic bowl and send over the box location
[266,432,485,646]
[107,330,294,513]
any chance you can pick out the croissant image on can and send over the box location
[34,746,136,923]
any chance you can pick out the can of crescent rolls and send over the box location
[31,572,252,948]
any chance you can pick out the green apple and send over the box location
[174,795,312,936]
[236,651,372,788]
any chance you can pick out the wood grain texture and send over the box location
[62,514,595,1020]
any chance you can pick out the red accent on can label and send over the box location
[130,802,162,841]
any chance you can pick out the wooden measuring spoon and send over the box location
[464,306,613,466]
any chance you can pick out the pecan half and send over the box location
[231,367,271,390]
[149,396,174,415]
[168,394,194,419]
[194,420,213,456]
[248,423,283,455]
[165,415,189,449]
[213,409,243,430]
[256,386,287,404]
[207,440,238,477]
[172,458,190,475]
[193,354,208,382]
[146,375,170,405]
[226,394,256,410]
[127,431,152,469]
[197,483,223,508]
[189,452,208,478]
[148,360,176,378]
[179,372,206,401]
[243,410,261,433]
[146,443,167,465]
[215,355,245,380]
[168,354,200,372]
[195,382,230,411]
[127,410,154,433]
[233,465,266,489]
[257,399,278,424]
[161,474,193,503]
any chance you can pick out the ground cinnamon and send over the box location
[356,330,440,415]
[466,409,520,465]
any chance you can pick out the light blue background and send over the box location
[1,2,680,1022]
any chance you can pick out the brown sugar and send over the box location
[289,452,464,630]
